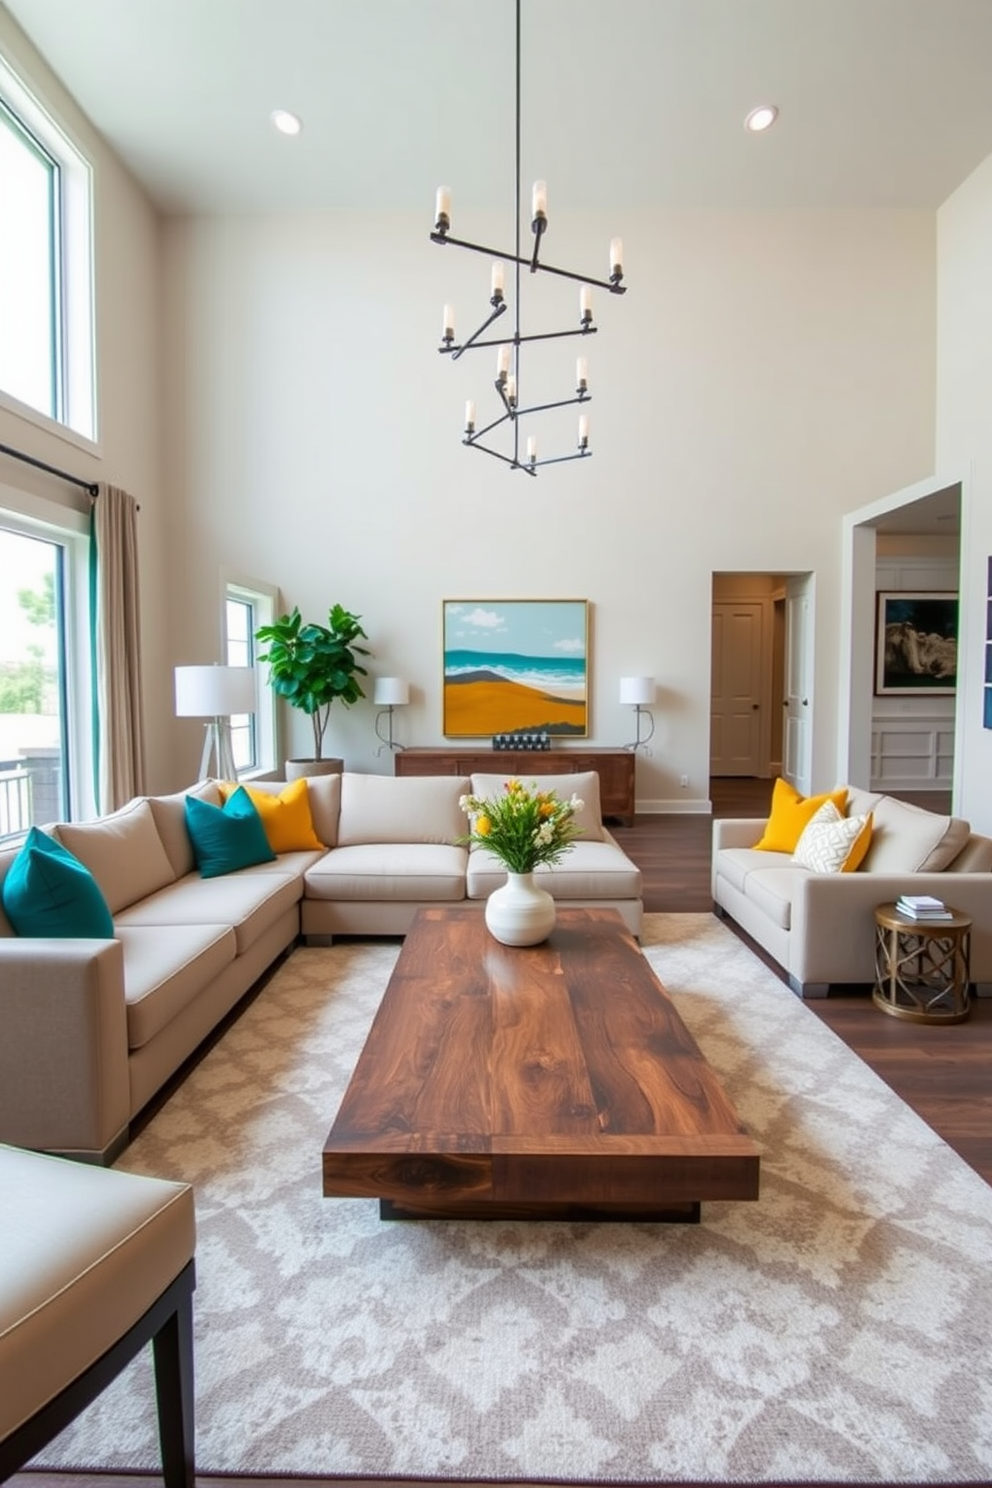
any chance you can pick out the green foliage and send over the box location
[0,576,56,714]
[255,604,371,759]
[459,778,583,873]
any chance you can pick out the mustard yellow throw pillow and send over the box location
[754,778,849,853]
[218,777,324,853]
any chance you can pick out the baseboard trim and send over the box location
[635,799,712,815]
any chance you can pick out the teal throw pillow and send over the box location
[2,826,115,938]
[185,788,276,878]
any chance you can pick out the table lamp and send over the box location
[373,677,409,753]
[620,675,656,752]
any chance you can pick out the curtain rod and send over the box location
[0,440,100,497]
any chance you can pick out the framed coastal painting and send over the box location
[442,599,589,737]
[875,592,958,695]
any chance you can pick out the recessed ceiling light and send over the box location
[744,105,779,133]
[270,109,302,137]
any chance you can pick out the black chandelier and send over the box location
[431,0,627,476]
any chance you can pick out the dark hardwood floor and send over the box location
[612,776,992,1187]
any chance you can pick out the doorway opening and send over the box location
[710,572,814,803]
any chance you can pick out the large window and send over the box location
[0,55,95,440]
[0,502,93,840]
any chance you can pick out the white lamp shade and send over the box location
[175,665,256,717]
[374,677,409,706]
[619,675,655,706]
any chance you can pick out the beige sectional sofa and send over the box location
[712,784,992,997]
[0,769,641,1162]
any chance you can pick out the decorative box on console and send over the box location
[493,732,551,751]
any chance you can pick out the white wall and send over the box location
[937,153,992,834]
[161,207,937,801]
[0,6,169,786]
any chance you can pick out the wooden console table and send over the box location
[395,747,637,826]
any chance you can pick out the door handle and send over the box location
[802,698,809,706]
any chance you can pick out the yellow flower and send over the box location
[538,802,555,817]
[476,815,492,836]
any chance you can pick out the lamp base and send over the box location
[199,720,237,782]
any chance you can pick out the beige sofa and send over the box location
[712,785,992,997]
[0,769,641,1162]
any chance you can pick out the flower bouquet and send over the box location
[459,778,584,944]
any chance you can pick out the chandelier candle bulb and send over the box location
[491,262,505,301]
[580,286,593,324]
[610,237,624,277]
[506,373,517,406]
[497,344,511,380]
[578,413,589,447]
[527,435,537,463]
[435,185,451,229]
[442,303,454,341]
[465,400,476,433]
[576,356,588,392]
[531,179,547,221]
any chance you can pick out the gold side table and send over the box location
[873,903,972,1023]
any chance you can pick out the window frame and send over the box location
[0,51,96,444]
[222,573,280,778]
[0,484,96,840]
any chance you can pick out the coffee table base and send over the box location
[380,1197,701,1223]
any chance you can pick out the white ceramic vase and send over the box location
[484,870,556,947]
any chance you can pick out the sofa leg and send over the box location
[712,903,726,919]
[788,975,829,999]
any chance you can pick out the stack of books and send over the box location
[895,894,953,920]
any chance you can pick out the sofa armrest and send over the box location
[712,818,765,851]
[0,939,131,1161]
[789,872,992,990]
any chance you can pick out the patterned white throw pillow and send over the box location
[792,799,873,873]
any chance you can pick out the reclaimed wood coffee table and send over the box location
[323,906,760,1222]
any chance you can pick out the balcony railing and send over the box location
[0,764,33,840]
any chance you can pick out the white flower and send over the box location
[570,795,584,811]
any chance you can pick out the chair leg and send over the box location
[153,1276,195,1488]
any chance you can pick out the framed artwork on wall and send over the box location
[875,591,958,696]
[442,599,589,737]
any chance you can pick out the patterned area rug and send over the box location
[35,914,992,1483]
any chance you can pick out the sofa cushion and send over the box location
[146,782,222,878]
[860,796,972,874]
[219,777,325,852]
[466,837,640,901]
[115,869,302,956]
[337,773,470,846]
[304,843,468,902]
[56,799,175,914]
[793,801,873,874]
[716,846,792,895]
[469,771,604,842]
[744,867,804,931]
[116,922,237,1049]
[839,784,884,818]
[185,789,277,877]
[2,827,115,939]
[754,779,848,853]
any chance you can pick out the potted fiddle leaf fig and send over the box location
[255,604,370,774]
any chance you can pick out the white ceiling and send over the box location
[6,0,992,218]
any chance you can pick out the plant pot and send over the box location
[284,758,343,781]
[484,871,556,947]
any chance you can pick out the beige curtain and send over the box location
[92,483,146,811]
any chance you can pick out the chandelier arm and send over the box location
[515,393,591,417]
[463,439,538,475]
[529,450,592,469]
[430,232,624,293]
[469,409,514,441]
[448,302,508,361]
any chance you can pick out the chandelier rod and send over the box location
[513,0,522,470]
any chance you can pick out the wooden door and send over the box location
[710,601,764,775]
